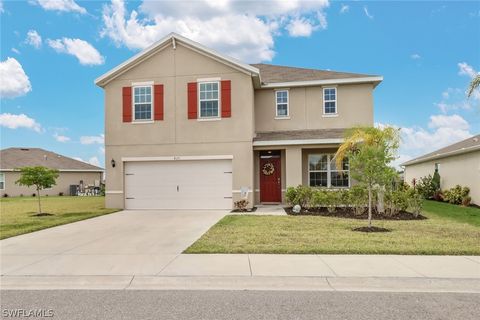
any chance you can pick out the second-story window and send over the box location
[133,86,153,121]
[275,90,289,117]
[323,88,337,115]
[199,82,220,118]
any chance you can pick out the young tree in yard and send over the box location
[335,126,400,228]
[15,166,59,215]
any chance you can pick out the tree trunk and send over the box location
[37,187,42,214]
[368,186,372,228]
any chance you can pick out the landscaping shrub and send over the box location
[432,170,441,191]
[443,185,470,205]
[415,175,437,199]
[462,196,472,207]
[285,185,313,208]
[310,189,327,208]
[385,189,409,216]
[407,188,423,217]
[234,199,249,212]
[349,185,368,215]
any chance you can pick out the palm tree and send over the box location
[334,126,399,170]
[467,74,480,98]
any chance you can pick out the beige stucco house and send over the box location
[95,33,382,209]
[402,134,480,205]
[0,148,104,197]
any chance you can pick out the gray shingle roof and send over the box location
[402,134,480,166]
[254,129,345,142]
[0,148,104,171]
[251,63,378,84]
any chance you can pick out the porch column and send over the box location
[285,146,303,187]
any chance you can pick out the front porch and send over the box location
[253,144,350,205]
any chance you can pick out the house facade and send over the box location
[96,33,382,209]
[403,134,480,205]
[0,148,104,197]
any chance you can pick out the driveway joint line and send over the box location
[155,254,181,276]
[124,275,135,290]
[464,257,480,265]
[325,277,336,291]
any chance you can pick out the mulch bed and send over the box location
[353,226,391,233]
[284,207,427,221]
[231,207,258,213]
[30,213,54,217]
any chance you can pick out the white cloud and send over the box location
[0,0,4,13]
[53,133,70,142]
[458,62,478,79]
[47,38,105,65]
[428,114,469,130]
[99,146,105,154]
[33,0,86,14]
[0,57,32,98]
[340,4,349,14]
[74,156,101,167]
[100,0,330,62]
[80,134,104,145]
[410,53,421,60]
[363,6,374,19]
[287,17,317,37]
[0,113,42,132]
[11,48,20,54]
[25,30,42,49]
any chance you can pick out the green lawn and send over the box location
[185,200,480,255]
[0,196,119,240]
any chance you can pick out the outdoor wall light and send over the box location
[111,159,116,168]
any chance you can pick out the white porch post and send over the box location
[285,146,303,187]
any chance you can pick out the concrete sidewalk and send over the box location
[1,254,479,292]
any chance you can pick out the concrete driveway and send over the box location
[0,210,227,276]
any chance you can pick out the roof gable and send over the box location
[95,33,260,87]
[0,148,104,171]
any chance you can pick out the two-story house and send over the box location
[95,33,382,209]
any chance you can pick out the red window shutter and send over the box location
[187,82,197,119]
[154,84,164,120]
[122,86,132,123]
[221,80,231,118]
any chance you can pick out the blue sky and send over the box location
[1,0,479,168]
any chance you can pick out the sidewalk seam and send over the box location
[247,255,253,276]
[391,256,427,277]
[316,256,338,277]
[155,254,181,276]
[124,275,135,290]
[325,277,336,291]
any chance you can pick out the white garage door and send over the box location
[124,160,232,209]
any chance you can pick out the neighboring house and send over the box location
[0,148,104,197]
[95,33,382,209]
[402,134,480,205]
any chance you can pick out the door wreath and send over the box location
[262,162,275,176]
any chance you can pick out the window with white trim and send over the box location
[0,173,4,190]
[275,90,289,117]
[199,82,220,118]
[133,86,153,121]
[323,88,337,114]
[308,154,349,188]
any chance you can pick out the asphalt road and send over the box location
[1,290,479,320]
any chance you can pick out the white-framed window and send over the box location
[0,173,4,190]
[275,90,289,117]
[133,85,153,121]
[199,81,220,118]
[308,154,349,188]
[323,87,337,114]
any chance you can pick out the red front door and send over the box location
[260,157,281,202]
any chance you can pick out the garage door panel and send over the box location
[124,159,232,210]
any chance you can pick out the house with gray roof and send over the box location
[95,33,382,209]
[0,148,104,197]
[402,134,480,204]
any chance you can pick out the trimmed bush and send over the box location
[443,185,470,205]
[415,175,437,199]
[285,185,313,208]
[349,185,368,215]
[407,188,423,217]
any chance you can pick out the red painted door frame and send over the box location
[260,157,282,202]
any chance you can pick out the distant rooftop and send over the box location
[402,134,480,166]
[0,148,103,171]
